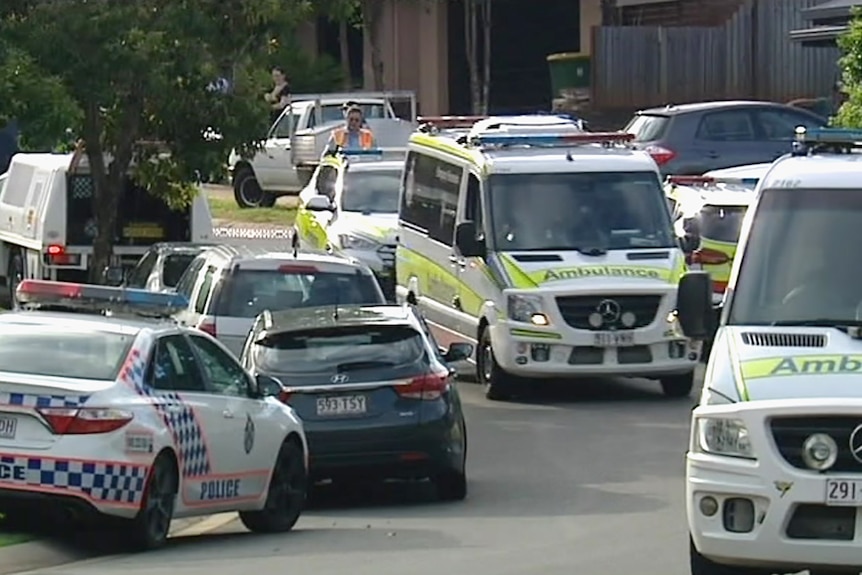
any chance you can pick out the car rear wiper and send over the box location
[336,360,396,372]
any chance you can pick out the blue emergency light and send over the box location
[666,175,759,187]
[16,280,188,317]
[340,148,384,157]
[472,132,634,147]
[796,127,862,144]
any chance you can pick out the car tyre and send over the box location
[233,166,276,208]
[434,468,467,501]
[660,372,695,398]
[477,328,518,401]
[239,439,307,533]
[126,452,177,551]
[690,537,769,575]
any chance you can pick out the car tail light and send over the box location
[395,372,450,400]
[644,145,676,165]
[691,248,729,266]
[38,408,133,434]
[198,321,217,336]
[277,390,293,403]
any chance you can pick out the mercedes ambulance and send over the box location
[395,115,699,401]
[676,127,862,575]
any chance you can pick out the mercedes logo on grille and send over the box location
[849,424,862,464]
[597,299,621,322]
[331,373,349,384]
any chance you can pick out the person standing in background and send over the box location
[265,66,291,125]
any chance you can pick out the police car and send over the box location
[675,127,862,574]
[0,280,308,550]
[293,148,403,300]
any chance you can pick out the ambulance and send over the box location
[396,115,700,401]
[676,127,862,575]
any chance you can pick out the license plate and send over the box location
[593,332,634,346]
[316,395,367,416]
[825,479,862,505]
[0,416,17,439]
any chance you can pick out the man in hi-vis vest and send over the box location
[328,105,375,150]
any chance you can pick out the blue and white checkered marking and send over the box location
[0,392,90,409]
[120,347,211,477]
[0,455,147,505]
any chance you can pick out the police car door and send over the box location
[186,333,278,510]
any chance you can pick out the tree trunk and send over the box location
[83,98,141,283]
[480,0,492,115]
[361,0,385,90]
[465,0,480,114]
[338,18,352,90]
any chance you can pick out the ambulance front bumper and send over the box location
[488,285,699,378]
[688,400,862,572]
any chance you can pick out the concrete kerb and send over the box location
[0,516,211,575]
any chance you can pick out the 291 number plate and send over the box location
[825,479,862,505]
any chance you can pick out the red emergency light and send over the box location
[417,116,487,129]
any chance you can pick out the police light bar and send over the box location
[418,115,487,129]
[795,127,862,144]
[339,149,384,157]
[666,175,759,187]
[16,280,188,317]
[473,132,634,147]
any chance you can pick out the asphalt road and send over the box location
[22,373,703,575]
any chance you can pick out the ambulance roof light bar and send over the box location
[16,280,189,318]
[665,175,760,187]
[416,116,487,134]
[792,126,862,155]
[471,132,635,148]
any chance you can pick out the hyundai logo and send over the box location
[331,373,349,384]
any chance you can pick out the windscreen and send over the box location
[624,114,670,142]
[254,325,426,382]
[321,104,387,124]
[342,169,401,213]
[729,189,862,325]
[0,327,133,380]
[216,269,383,318]
[488,171,675,251]
[162,254,198,288]
[694,205,747,243]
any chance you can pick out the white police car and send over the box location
[0,280,308,550]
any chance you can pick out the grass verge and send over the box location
[208,197,296,226]
[0,515,32,547]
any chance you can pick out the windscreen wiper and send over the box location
[771,319,862,339]
[540,246,608,256]
[336,360,396,372]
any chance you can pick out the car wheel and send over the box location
[7,251,22,308]
[660,372,695,398]
[239,439,307,533]
[127,452,177,551]
[477,328,518,401]
[690,537,769,575]
[233,167,275,208]
[434,468,467,501]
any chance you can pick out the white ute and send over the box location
[677,127,862,575]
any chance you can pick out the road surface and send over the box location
[23,374,702,575]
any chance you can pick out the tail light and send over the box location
[38,408,133,434]
[198,321,217,336]
[396,372,450,400]
[691,248,729,266]
[644,145,676,165]
[277,390,292,403]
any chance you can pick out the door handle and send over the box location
[706,151,719,159]
[448,254,458,263]
[222,409,235,419]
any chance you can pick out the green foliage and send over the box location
[835,7,862,127]
[263,36,346,93]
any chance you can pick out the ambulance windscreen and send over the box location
[342,170,402,214]
[488,171,675,252]
[729,188,862,326]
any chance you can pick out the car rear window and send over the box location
[624,114,670,142]
[215,268,383,318]
[698,205,747,243]
[254,325,426,379]
[162,254,197,288]
[0,327,133,380]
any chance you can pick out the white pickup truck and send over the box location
[227,90,417,209]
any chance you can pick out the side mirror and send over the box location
[676,272,714,339]
[679,235,699,253]
[455,221,485,258]
[255,373,285,398]
[103,266,125,286]
[443,342,474,363]
[306,195,335,212]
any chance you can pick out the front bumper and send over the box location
[688,400,862,571]
[489,286,699,378]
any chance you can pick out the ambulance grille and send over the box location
[771,417,862,472]
[740,332,826,347]
[555,295,661,330]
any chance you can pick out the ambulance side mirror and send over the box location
[455,221,485,258]
[676,272,714,339]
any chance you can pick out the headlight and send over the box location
[339,234,379,251]
[507,294,549,325]
[695,417,754,459]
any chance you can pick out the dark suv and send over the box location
[624,100,827,175]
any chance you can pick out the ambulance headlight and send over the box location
[339,234,378,251]
[507,294,548,325]
[695,417,754,459]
